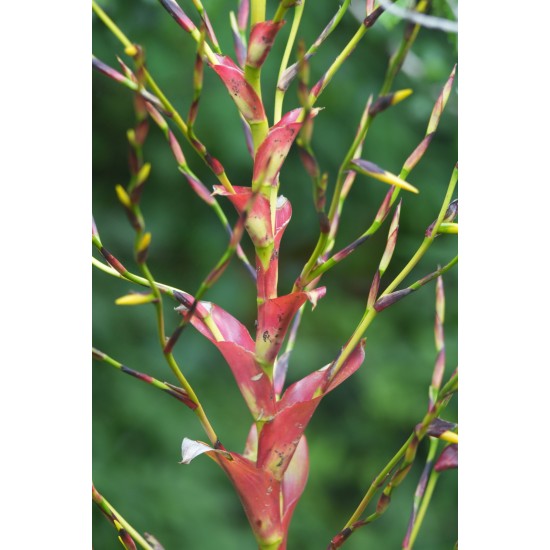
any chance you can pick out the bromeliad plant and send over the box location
[92,0,458,548]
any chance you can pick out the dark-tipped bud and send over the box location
[426,199,458,237]
[376,491,391,514]
[159,0,197,33]
[370,89,413,118]
[423,418,457,438]
[363,5,384,27]
[374,288,413,312]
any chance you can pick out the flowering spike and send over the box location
[351,159,419,194]
[158,0,197,34]
[210,54,266,124]
[246,21,285,69]
[434,444,458,472]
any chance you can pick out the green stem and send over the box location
[308,24,366,105]
[92,256,179,296]
[379,165,458,299]
[92,0,133,49]
[92,484,154,550]
[345,435,414,527]
[406,446,441,549]
[297,11,426,288]
[273,0,305,123]
[379,0,429,95]
[342,373,457,530]
[251,0,266,26]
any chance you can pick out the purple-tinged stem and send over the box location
[93,348,198,409]
[330,372,457,548]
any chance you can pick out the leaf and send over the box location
[246,21,285,69]
[253,108,319,186]
[211,54,266,124]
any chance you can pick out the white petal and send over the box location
[180,438,215,464]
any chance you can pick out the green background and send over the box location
[93,1,458,548]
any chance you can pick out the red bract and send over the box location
[180,340,365,549]
[174,293,275,419]
[213,185,291,283]
[211,54,266,124]
[253,108,319,186]
[246,21,285,69]
[256,340,365,479]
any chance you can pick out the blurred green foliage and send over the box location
[93,1,457,548]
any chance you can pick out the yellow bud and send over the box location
[113,519,123,531]
[124,44,138,56]
[137,163,152,185]
[438,223,458,235]
[371,170,419,194]
[115,293,156,306]
[391,89,413,105]
[137,232,152,253]
[127,129,136,146]
[115,185,132,209]
[440,430,458,444]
